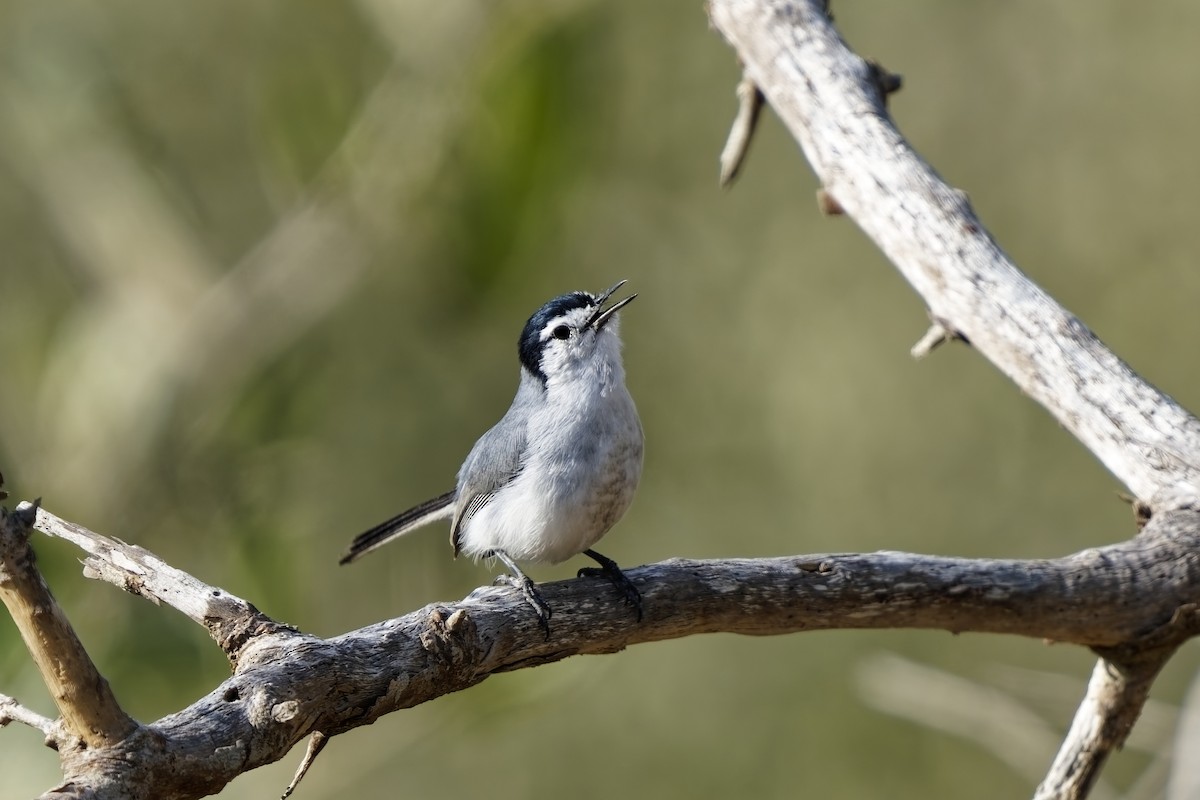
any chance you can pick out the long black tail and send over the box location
[339,489,456,565]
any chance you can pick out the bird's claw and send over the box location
[494,573,553,639]
[578,560,643,622]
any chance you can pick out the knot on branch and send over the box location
[1117,488,1200,532]
[420,607,479,667]
[816,188,844,216]
[216,610,300,667]
[911,316,969,359]
[1148,485,1200,517]
[0,501,42,579]
[865,58,902,107]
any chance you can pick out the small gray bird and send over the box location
[340,281,644,633]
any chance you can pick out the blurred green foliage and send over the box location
[2,1,1200,797]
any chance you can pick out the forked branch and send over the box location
[705,1,1200,796]
[6,497,1200,799]
[0,503,136,751]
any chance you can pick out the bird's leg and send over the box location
[488,549,552,638]
[578,549,643,621]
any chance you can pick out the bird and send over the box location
[340,280,645,634]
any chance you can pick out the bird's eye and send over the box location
[551,325,571,340]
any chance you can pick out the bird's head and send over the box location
[517,280,636,387]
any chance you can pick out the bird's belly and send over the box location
[456,443,641,565]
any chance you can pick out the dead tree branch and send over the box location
[707,0,1200,503]
[3,496,1199,799]
[29,506,291,665]
[704,0,1200,796]
[0,503,136,751]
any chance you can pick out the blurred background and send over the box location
[3,1,1200,797]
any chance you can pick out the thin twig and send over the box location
[718,73,765,186]
[911,317,968,359]
[0,693,59,738]
[910,323,950,359]
[281,732,329,799]
[30,505,293,664]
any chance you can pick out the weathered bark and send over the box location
[707,0,1200,503]
[0,497,1196,799]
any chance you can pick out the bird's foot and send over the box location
[578,549,643,621]
[489,550,552,639]
[492,573,552,638]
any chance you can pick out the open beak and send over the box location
[588,280,637,330]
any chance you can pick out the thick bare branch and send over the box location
[707,0,1200,501]
[15,500,1200,799]
[0,504,136,749]
[28,505,292,664]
